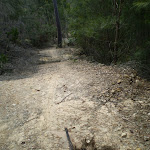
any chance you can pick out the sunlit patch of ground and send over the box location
[0,47,150,150]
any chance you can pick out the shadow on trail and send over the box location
[0,46,60,81]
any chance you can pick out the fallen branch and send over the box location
[56,93,72,104]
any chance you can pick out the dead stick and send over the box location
[65,128,74,150]
[57,93,72,104]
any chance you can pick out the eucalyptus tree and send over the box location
[52,0,62,47]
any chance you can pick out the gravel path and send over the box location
[0,47,150,150]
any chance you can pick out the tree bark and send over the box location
[113,0,124,64]
[52,0,62,48]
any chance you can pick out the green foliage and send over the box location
[134,47,150,64]
[0,0,58,48]
[66,0,117,63]
[0,0,149,65]
[0,54,8,68]
[65,0,150,64]
[7,28,19,43]
[133,1,150,10]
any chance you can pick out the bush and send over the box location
[7,28,19,43]
[0,54,8,68]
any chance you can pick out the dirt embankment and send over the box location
[0,47,150,150]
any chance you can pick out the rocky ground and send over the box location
[0,47,150,150]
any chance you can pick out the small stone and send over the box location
[130,130,134,133]
[135,79,140,83]
[124,74,129,78]
[144,136,150,141]
[117,79,122,84]
[136,148,141,150]
[21,141,26,145]
[86,139,90,143]
[101,99,107,103]
[132,113,136,117]
[138,101,144,104]
[101,90,107,94]
[131,73,136,78]
[116,88,121,92]
[121,133,127,138]
[135,79,142,86]
[148,113,150,116]
[111,89,115,94]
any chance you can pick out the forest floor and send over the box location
[0,46,150,150]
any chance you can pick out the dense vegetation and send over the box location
[67,0,150,64]
[0,0,150,65]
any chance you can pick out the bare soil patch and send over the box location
[0,47,150,150]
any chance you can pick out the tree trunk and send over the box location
[52,0,62,48]
[114,20,119,63]
[113,0,124,64]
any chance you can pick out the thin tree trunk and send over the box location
[52,0,62,48]
[114,20,119,63]
[113,0,124,64]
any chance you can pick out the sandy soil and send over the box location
[0,47,150,150]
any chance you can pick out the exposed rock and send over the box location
[111,89,115,94]
[117,79,122,84]
[121,133,127,138]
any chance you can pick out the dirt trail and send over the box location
[0,47,150,150]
